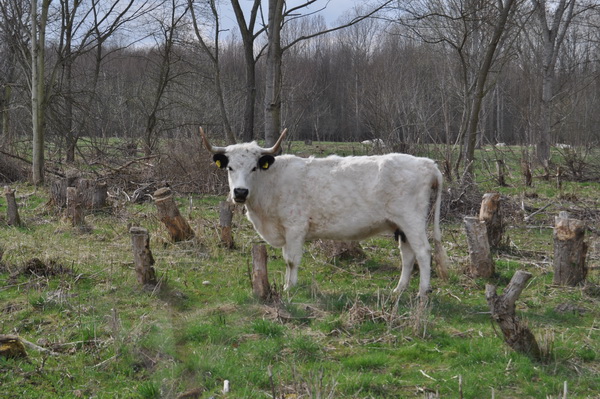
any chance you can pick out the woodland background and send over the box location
[1,0,599,187]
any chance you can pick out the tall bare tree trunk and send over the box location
[231,0,260,143]
[463,0,516,177]
[264,0,285,147]
[531,0,576,168]
[189,0,235,144]
[31,0,50,185]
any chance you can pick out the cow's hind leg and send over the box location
[393,238,416,295]
[408,232,432,297]
[282,235,304,291]
[392,225,432,297]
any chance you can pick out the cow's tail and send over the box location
[432,168,449,281]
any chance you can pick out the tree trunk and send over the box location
[77,179,107,210]
[66,186,84,227]
[462,0,516,177]
[153,187,195,242]
[264,0,285,146]
[4,186,22,227]
[479,193,503,249]
[496,159,506,186]
[1,84,12,149]
[553,212,587,286]
[129,226,157,286]
[251,244,271,300]
[50,176,106,210]
[532,0,576,168]
[485,270,542,361]
[464,216,494,278]
[219,200,235,249]
[521,156,532,187]
[31,0,51,185]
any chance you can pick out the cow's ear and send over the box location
[258,155,275,170]
[213,153,228,169]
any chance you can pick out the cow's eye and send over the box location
[227,166,233,171]
[251,167,257,172]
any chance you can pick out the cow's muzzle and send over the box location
[233,188,249,203]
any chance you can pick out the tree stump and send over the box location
[50,176,107,210]
[219,200,235,248]
[251,244,272,300]
[66,187,84,227]
[521,158,532,187]
[153,187,195,242]
[0,334,28,359]
[479,193,503,248]
[78,179,107,209]
[129,226,157,286]
[553,212,587,286]
[556,166,563,190]
[486,271,542,361]
[496,159,506,186]
[464,216,494,278]
[4,186,22,227]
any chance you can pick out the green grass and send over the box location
[1,145,600,398]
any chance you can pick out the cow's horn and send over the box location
[261,128,287,155]
[199,127,226,154]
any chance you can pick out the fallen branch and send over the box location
[0,334,60,357]
[523,203,552,222]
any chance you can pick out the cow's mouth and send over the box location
[233,188,249,203]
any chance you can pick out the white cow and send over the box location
[200,128,448,297]
[361,138,386,147]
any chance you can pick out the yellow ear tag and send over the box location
[262,162,269,169]
[215,160,221,168]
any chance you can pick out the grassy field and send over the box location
[1,143,599,398]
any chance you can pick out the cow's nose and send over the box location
[233,188,249,202]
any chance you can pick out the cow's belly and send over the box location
[305,216,394,241]
[246,203,396,247]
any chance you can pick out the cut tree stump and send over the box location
[0,334,27,359]
[129,226,157,286]
[479,192,503,249]
[66,187,84,227]
[496,159,506,186]
[553,212,587,286]
[521,158,532,187]
[219,201,235,248]
[4,186,22,227]
[77,179,108,209]
[153,187,195,242]
[50,176,107,210]
[464,216,494,278]
[251,244,272,301]
[486,270,542,361]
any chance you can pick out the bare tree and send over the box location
[31,0,51,184]
[231,0,264,142]
[55,0,143,163]
[188,0,236,144]
[530,0,576,169]
[0,0,28,150]
[396,0,520,177]
[141,0,189,155]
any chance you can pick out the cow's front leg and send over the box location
[282,235,304,291]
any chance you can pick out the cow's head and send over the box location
[199,127,287,204]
